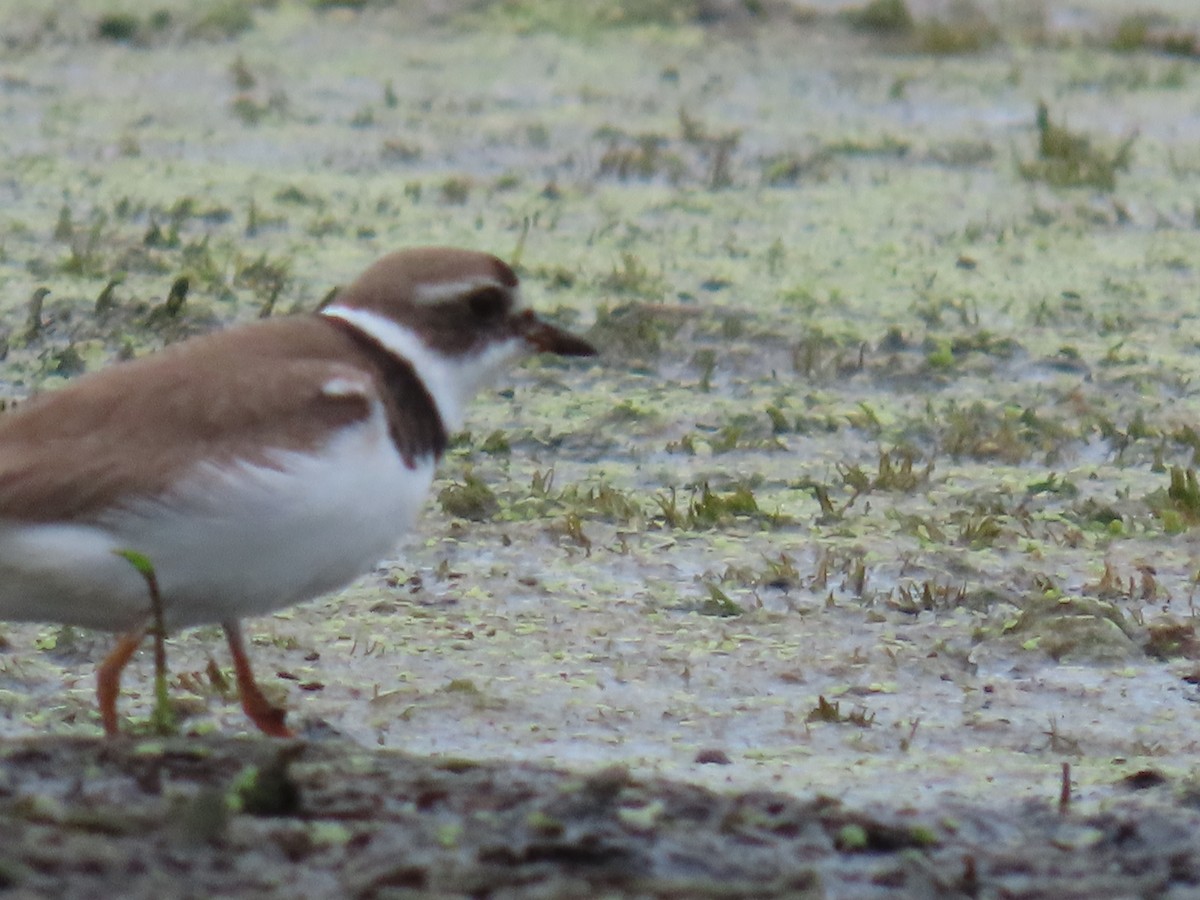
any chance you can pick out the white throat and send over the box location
[320,305,524,432]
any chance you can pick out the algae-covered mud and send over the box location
[2,0,1200,896]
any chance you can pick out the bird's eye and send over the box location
[466,286,509,320]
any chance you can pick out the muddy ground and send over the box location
[1,0,1200,896]
[2,735,1199,899]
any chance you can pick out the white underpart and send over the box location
[320,304,527,432]
[0,399,435,631]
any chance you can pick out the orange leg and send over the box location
[223,621,292,738]
[97,626,148,737]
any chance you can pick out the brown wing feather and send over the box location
[0,318,375,524]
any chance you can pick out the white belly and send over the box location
[0,420,434,632]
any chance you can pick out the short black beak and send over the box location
[522,315,597,357]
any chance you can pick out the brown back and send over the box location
[0,315,443,523]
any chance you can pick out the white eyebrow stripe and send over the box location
[410,279,527,311]
[412,279,498,303]
[321,374,371,399]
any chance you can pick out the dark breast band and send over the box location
[319,314,449,468]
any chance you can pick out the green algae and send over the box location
[437,470,500,522]
[0,0,1197,827]
[844,0,914,35]
[1020,102,1136,192]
